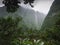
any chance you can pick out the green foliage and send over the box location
[40,14,60,45]
[0,16,22,45]
[40,0,60,44]
[0,16,43,45]
[0,14,60,45]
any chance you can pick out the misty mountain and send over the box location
[0,6,46,30]
[41,0,60,30]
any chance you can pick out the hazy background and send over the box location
[0,0,54,14]
[20,0,54,14]
[0,0,54,30]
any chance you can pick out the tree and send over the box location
[0,16,22,45]
[2,0,35,12]
[24,0,34,7]
[39,15,60,45]
[0,16,43,45]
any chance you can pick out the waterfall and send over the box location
[35,13,39,29]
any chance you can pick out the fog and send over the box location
[0,0,54,14]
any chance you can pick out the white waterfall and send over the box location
[35,13,39,29]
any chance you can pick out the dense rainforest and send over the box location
[0,0,60,45]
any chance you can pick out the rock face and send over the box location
[41,0,60,30]
[0,6,45,30]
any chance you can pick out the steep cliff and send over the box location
[41,0,60,30]
[0,6,45,29]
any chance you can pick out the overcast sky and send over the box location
[0,0,54,14]
[33,0,54,14]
